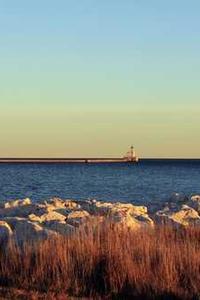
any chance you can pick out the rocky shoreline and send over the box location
[0,193,200,245]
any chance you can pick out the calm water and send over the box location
[0,159,200,205]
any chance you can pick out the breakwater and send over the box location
[0,157,138,163]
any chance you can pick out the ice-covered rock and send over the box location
[110,203,147,215]
[108,203,153,229]
[47,198,79,209]
[92,201,113,215]
[66,210,90,227]
[82,200,148,216]
[28,214,43,223]
[3,195,200,241]
[43,221,75,236]
[155,204,200,226]
[2,217,56,243]
[64,199,80,209]
[77,199,98,214]
[77,200,153,229]
[28,210,68,223]
[36,198,80,217]
[0,203,49,218]
[4,198,31,209]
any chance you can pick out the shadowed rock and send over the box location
[48,197,80,209]
[1,217,56,244]
[155,204,200,226]
[43,221,75,235]
[66,210,90,227]
[188,195,200,213]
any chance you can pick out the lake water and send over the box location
[0,159,200,205]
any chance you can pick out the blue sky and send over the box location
[0,1,199,157]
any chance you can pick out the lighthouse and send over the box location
[130,146,135,159]
[124,146,139,162]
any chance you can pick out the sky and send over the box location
[0,0,199,158]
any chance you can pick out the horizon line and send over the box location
[0,157,199,160]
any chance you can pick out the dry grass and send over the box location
[0,223,200,299]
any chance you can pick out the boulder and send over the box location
[0,199,51,219]
[4,198,31,209]
[77,199,99,214]
[188,195,200,213]
[82,200,148,216]
[64,199,80,209]
[164,193,189,209]
[66,210,90,227]
[108,204,154,229]
[49,197,66,208]
[110,203,147,215]
[92,201,113,215]
[48,198,79,209]
[155,205,200,226]
[40,198,80,214]
[28,214,42,223]
[2,217,55,243]
[43,221,75,236]
[0,205,33,218]
[32,211,66,223]
[78,200,153,229]
[116,215,147,230]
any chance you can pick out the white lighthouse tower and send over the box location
[124,146,139,162]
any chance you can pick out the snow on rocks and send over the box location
[43,221,75,236]
[0,194,200,243]
[3,198,32,209]
[107,203,154,229]
[28,210,68,223]
[66,210,90,227]
[1,217,56,244]
[155,204,200,226]
[47,198,80,210]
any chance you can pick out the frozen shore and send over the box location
[0,193,200,244]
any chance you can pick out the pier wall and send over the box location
[0,158,138,163]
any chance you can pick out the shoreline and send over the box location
[0,193,200,244]
[0,195,200,299]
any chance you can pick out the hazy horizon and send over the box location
[0,1,199,158]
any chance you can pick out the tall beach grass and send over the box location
[0,223,200,299]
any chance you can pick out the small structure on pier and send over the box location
[123,146,139,162]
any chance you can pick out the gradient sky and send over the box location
[0,1,199,158]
